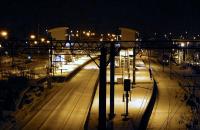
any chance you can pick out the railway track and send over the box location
[20,64,98,130]
[147,58,192,130]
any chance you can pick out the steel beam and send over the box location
[109,43,115,119]
[99,47,107,130]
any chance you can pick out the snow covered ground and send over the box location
[0,55,93,130]
[146,56,200,130]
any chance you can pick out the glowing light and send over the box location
[129,98,145,109]
[34,41,38,44]
[86,32,90,37]
[120,50,126,56]
[41,38,45,42]
[55,56,91,74]
[84,65,98,70]
[180,42,185,47]
[0,44,2,48]
[46,40,50,44]
[65,42,70,47]
[54,55,65,62]
[5,51,8,55]
[30,34,36,39]
[1,31,8,37]
[27,55,31,60]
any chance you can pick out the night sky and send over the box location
[1,0,200,37]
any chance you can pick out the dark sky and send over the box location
[1,0,200,37]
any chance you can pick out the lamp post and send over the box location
[30,34,36,46]
[181,42,185,62]
[186,42,189,61]
[0,30,8,67]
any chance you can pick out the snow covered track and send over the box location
[21,62,99,130]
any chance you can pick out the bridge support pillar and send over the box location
[99,47,107,130]
[109,43,115,119]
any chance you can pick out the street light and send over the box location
[0,30,8,39]
[46,40,50,44]
[86,32,90,37]
[30,34,36,39]
[180,42,185,47]
[34,41,38,45]
[164,34,167,38]
[41,38,45,42]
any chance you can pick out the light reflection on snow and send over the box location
[54,55,95,74]
[129,98,144,109]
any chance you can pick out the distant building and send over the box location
[48,27,68,40]
[114,28,139,78]
[172,39,200,64]
[48,27,73,71]
[119,27,139,48]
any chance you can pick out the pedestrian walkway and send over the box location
[146,57,192,130]
[87,58,154,130]
[53,56,93,76]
